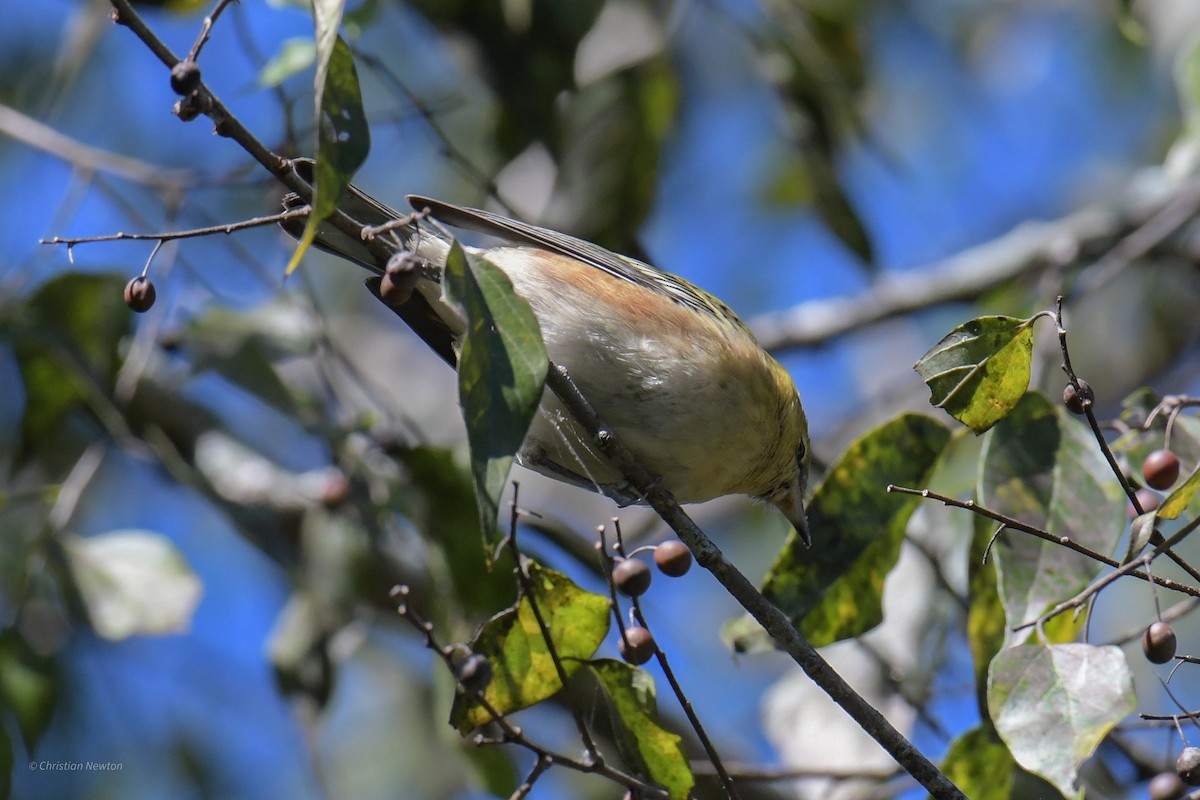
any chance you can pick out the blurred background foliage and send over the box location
[2,0,1200,798]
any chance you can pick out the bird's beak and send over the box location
[772,481,810,548]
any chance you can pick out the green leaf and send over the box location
[939,725,1014,800]
[966,515,1005,720]
[979,393,1126,643]
[813,165,873,265]
[0,630,58,755]
[988,643,1134,799]
[183,296,317,417]
[64,530,203,640]
[286,22,370,275]
[745,414,949,649]
[462,745,518,799]
[1157,462,1200,520]
[588,659,693,800]
[314,34,369,204]
[259,37,316,88]
[915,315,1036,433]
[442,243,549,545]
[265,592,333,707]
[554,56,676,255]
[12,273,131,453]
[1124,511,1157,561]
[450,563,608,732]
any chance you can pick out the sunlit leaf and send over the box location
[734,414,948,651]
[915,315,1036,434]
[988,643,1134,799]
[1157,462,1200,520]
[940,725,1014,800]
[450,563,608,732]
[442,244,548,545]
[589,659,693,800]
[160,0,208,13]
[979,393,1126,643]
[64,530,203,640]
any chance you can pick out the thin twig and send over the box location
[1105,598,1200,647]
[390,585,665,797]
[886,485,1200,599]
[1022,515,1200,632]
[353,52,517,216]
[187,0,239,62]
[506,490,604,764]
[1055,297,1200,586]
[41,207,308,247]
[606,524,742,800]
[106,0,399,270]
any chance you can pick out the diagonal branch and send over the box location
[0,102,197,190]
[544,364,966,800]
[750,167,1200,351]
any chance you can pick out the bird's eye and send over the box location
[796,440,806,462]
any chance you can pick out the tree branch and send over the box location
[0,102,196,190]
[750,167,1199,351]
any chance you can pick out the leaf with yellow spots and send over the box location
[915,315,1040,434]
[727,414,949,651]
[450,563,610,732]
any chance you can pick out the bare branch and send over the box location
[0,102,196,190]
[751,167,1200,351]
[41,207,309,247]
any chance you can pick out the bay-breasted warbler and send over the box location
[282,159,811,543]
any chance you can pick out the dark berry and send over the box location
[378,252,421,305]
[1177,747,1200,786]
[1062,380,1093,415]
[653,540,692,577]
[612,558,651,597]
[123,276,156,312]
[1143,621,1178,664]
[1149,770,1187,800]
[457,653,493,694]
[619,626,655,665]
[170,60,202,95]
[378,272,412,306]
[1143,450,1182,491]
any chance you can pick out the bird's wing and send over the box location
[407,195,654,286]
[407,195,741,326]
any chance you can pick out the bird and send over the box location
[280,159,812,543]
